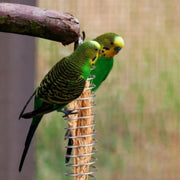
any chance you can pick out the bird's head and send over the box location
[78,40,101,66]
[95,33,124,59]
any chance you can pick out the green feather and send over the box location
[92,32,124,91]
[65,33,124,163]
[81,60,92,80]
[18,40,100,171]
[91,56,113,91]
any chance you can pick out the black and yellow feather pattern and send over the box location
[18,40,100,172]
[37,57,85,105]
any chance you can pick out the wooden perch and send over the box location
[0,3,80,45]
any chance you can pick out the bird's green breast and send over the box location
[91,56,114,91]
[81,59,91,80]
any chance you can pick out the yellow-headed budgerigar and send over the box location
[65,32,124,163]
[92,32,124,91]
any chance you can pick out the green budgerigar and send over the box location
[92,32,124,91]
[18,40,100,172]
[65,33,124,163]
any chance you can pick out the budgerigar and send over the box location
[18,40,100,171]
[92,32,124,91]
[65,32,124,163]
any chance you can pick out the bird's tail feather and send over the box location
[21,103,62,119]
[19,90,36,119]
[19,95,63,171]
[19,115,42,172]
[66,138,73,163]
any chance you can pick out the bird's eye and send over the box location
[110,42,114,45]
[95,48,98,51]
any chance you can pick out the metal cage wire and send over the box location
[64,71,98,179]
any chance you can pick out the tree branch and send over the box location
[0,3,80,45]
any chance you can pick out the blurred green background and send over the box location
[35,0,180,179]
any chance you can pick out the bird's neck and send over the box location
[81,60,91,80]
[68,53,91,80]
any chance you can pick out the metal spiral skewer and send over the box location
[64,71,98,179]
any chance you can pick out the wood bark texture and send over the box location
[0,3,80,45]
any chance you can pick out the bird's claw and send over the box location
[61,109,78,117]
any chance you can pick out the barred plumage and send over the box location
[37,57,85,104]
[65,33,125,163]
[18,40,100,172]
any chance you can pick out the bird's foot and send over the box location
[61,109,78,117]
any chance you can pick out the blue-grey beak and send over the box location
[114,46,121,51]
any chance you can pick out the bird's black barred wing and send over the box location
[37,58,85,105]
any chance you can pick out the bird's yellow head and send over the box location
[95,33,124,59]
